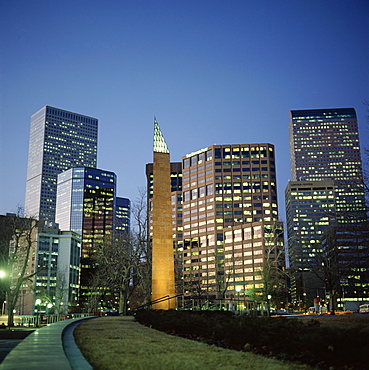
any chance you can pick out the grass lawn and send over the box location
[74,316,311,370]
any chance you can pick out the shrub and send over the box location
[134,310,368,368]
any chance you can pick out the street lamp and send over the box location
[46,303,53,324]
[235,286,242,313]
[267,294,272,315]
[35,299,41,327]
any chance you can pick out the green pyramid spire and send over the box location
[153,117,169,153]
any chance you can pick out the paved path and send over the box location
[0,318,95,369]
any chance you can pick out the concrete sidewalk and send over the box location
[0,317,95,369]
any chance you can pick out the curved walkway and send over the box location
[0,317,95,369]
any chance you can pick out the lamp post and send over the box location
[235,286,241,313]
[35,299,41,327]
[267,294,272,316]
[46,303,53,324]
[59,301,63,319]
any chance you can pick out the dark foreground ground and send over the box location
[0,329,33,363]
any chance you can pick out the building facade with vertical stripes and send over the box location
[25,106,98,222]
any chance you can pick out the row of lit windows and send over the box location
[183,146,274,169]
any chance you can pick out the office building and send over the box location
[32,224,81,315]
[55,167,130,309]
[146,143,286,310]
[56,167,116,235]
[8,220,81,316]
[25,106,98,222]
[321,223,369,311]
[287,108,367,309]
[175,144,284,309]
[285,181,336,307]
[289,108,366,221]
[115,197,131,235]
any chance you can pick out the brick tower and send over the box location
[151,118,175,309]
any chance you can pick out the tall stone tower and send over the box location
[151,118,175,309]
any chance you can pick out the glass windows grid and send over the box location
[26,106,98,222]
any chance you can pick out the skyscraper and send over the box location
[289,108,366,221]
[286,108,367,309]
[176,144,284,309]
[55,167,128,308]
[285,181,336,270]
[25,106,98,222]
[55,167,116,236]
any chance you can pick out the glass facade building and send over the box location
[115,197,131,235]
[289,108,366,221]
[285,181,336,306]
[55,167,117,236]
[25,106,98,222]
[321,223,369,310]
[286,108,367,309]
[285,181,336,271]
[55,167,130,308]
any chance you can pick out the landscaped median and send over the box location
[74,316,310,370]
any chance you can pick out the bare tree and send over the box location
[86,272,105,315]
[217,252,237,301]
[219,248,247,310]
[54,268,69,315]
[180,246,239,310]
[183,275,204,307]
[131,188,152,306]
[254,222,287,316]
[0,209,42,327]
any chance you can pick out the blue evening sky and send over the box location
[1,0,368,222]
